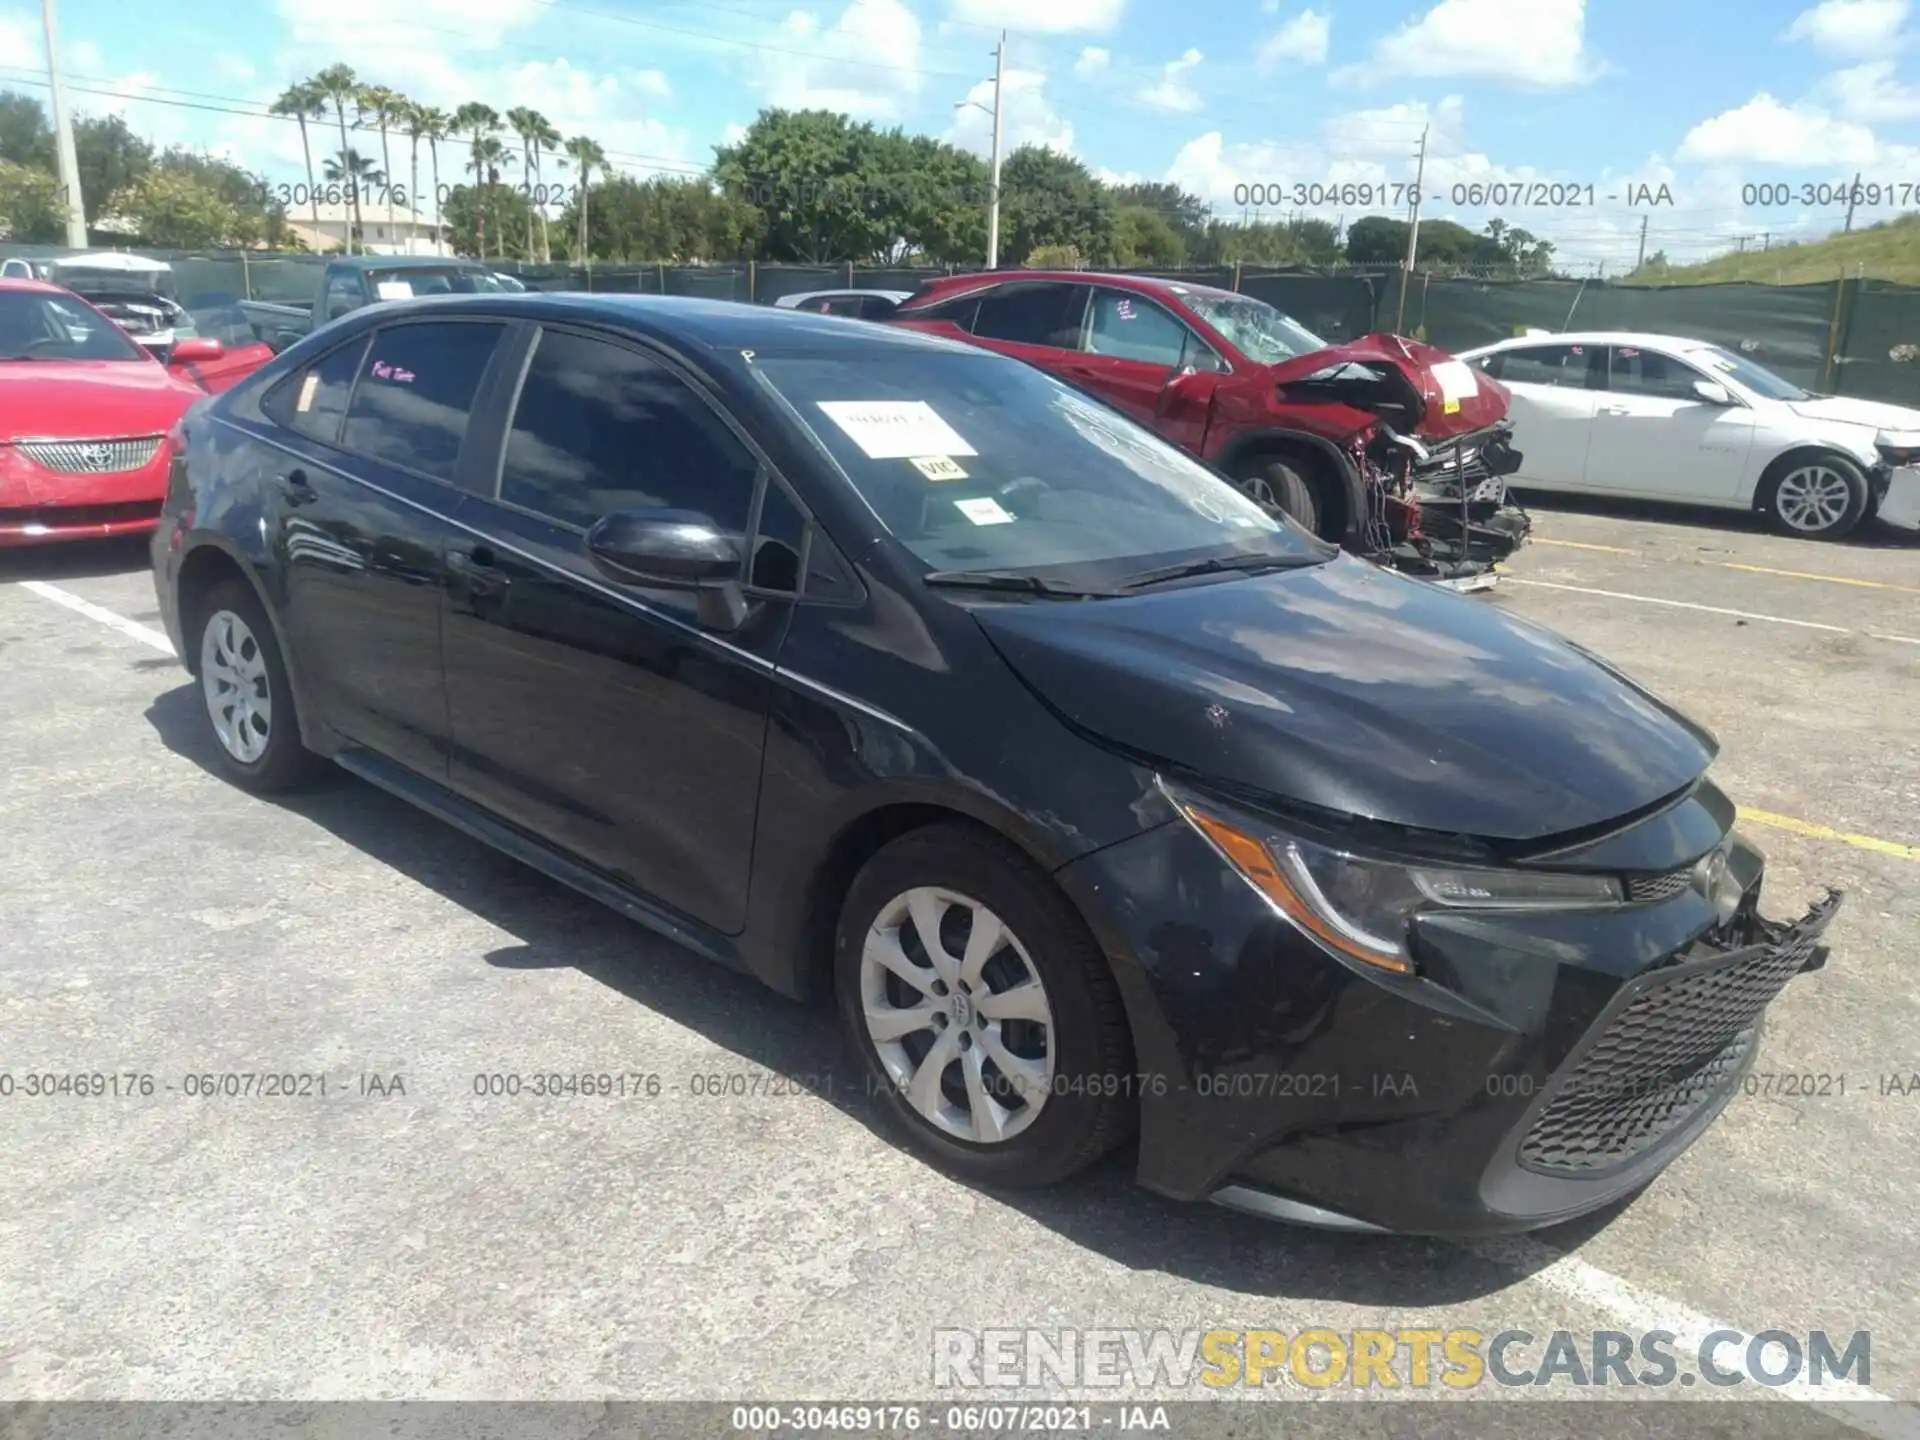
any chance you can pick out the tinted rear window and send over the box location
[340,322,505,480]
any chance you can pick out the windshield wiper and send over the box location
[923,568,1117,598]
[1118,552,1329,591]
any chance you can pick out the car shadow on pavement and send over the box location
[146,680,1617,1308]
[0,536,153,580]
[1515,489,1920,548]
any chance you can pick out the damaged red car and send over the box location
[890,271,1531,588]
[0,278,267,547]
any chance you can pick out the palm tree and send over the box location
[398,101,428,258]
[505,106,557,266]
[452,102,501,260]
[468,137,514,260]
[268,81,327,247]
[310,64,361,253]
[415,105,453,256]
[357,85,406,246]
[528,113,562,263]
[562,134,607,274]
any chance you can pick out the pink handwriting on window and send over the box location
[369,360,417,383]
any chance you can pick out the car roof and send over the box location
[331,255,493,272]
[1467,331,1719,353]
[0,277,64,294]
[912,270,1241,304]
[350,291,989,356]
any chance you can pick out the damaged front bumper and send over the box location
[1368,421,1535,590]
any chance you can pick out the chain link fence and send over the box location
[8,242,1919,406]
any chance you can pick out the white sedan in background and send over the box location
[1457,330,1920,540]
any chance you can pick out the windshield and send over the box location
[365,267,503,297]
[0,291,149,362]
[754,350,1326,582]
[1182,292,1327,364]
[1690,345,1811,402]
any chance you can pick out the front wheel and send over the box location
[1233,458,1320,534]
[834,824,1136,1189]
[1761,455,1869,540]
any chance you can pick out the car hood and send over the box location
[0,360,199,440]
[1787,394,1920,438]
[973,556,1717,844]
[1265,333,1511,440]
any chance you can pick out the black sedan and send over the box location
[150,292,1840,1237]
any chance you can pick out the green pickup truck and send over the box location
[236,255,526,351]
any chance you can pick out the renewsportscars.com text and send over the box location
[933,1327,1871,1391]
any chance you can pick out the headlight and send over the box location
[1164,782,1623,975]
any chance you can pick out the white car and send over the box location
[773,288,913,319]
[1456,330,1920,540]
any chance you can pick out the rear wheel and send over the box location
[834,824,1135,1189]
[1761,455,1869,540]
[189,578,326,792]
[1233,457,1320,534]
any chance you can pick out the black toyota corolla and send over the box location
[151,293,1840,1236]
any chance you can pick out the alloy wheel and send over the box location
[200,609,273,765]
[1775,465,1855,534]
[858,886,1056,1143]
[1238,473,1279,507]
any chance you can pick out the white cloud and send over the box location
[1783,0,1909,56]
[1074,46,1110,77]
[757,0,923,120]
[721,122,750,146]
[946,67,1073,154]
[1257,10,1331,70]
[1824,58,1920,119]
[629,69,672,100]
[946,0,1122,32]
[1347,0,1593,88]
[1676,93,1911,166]
[1137,48,1205,114]
[1093,165,1142,184]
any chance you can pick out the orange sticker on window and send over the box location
[296,373,319,413]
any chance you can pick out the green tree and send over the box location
[309,64,361,251]
[323,146,384,246]
[560,134,608,264]
[451,103,503,258]
[269,81,327,241]
[74,113,154,224]
[1111,205,1186,267]
[506,106,560,263]
[1109,180,1210,255]
[0,92,54,171]
[0,158,63,242]
[712,109,900,264]
[1344,214,1409,264]
[441,180,533,261]
[868,128,986,263]
[151,147,287,248]
[415,105,453,256]
[562,174,763,261]
[1024,243,1083,268]
[115,167,239,248]
[357,85,407,238]
[996,146,1114,266]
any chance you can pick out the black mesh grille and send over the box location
[1519,912,1831,1175]
[1626,868,1694,903]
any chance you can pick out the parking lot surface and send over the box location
[2,498,1916,1421]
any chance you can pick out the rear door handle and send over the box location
[1597,405,1632,415]
[280,467,317,504]
[447,543,506,599]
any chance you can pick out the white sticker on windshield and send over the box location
[375,280,414,300]
[1431,359,1480,403]
[910,455,968,481]
[296,373,320,413]
[817,401,977,459]
[954,497,1013,526]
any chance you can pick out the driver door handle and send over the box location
[280,468,317,505]
[1597,404,1633,415]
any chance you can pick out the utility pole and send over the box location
[41,0,88,248]
[1762,232,1771,251]
[1636,213,1649,270]
[1395,123,1429,333]
[1844,170,1863,232]
[986,30,1005,270]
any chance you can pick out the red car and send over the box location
[891,271,1531,585]
[0,278,271,546]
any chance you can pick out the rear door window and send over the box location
[1607,346,1707,400]
[265,334,372,445]
[970,283,1092,349]
[339,321,505,481]
[1493,344,1597,387]
[1084,289,1193,366]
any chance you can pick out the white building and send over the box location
[283,201,444,256]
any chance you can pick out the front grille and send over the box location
[1518,914,1830,1175]
[1625,868,1694,903]
[15,437,163,474]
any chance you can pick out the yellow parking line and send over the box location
[1534,538,1638,555]
[1532,538,1920,594]
[1737,807,1920,862]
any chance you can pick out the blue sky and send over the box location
[2,0,1919,269]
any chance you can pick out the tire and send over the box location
[1234,458,1320,534]
[187,578,326,792]
[1760,454,1870,540]
[834,823,1136,1189]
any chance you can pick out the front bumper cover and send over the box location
[1054,795,1839,1237]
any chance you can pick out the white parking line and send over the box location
[1469,1237,1910,1425]
[18,580,175,655]
[1506,578,1920,648]
[11,574,1917,1425]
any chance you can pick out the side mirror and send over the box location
[169,337,226,364]
[585,508,748,631]
[1693,379,1734,406]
